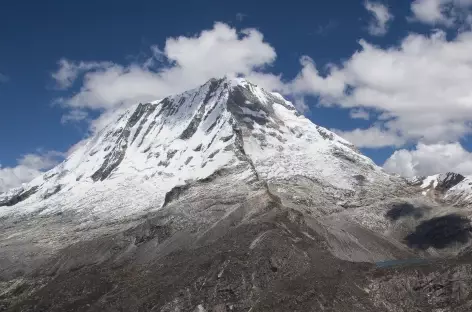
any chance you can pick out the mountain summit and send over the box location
[0,77,386,220]
[2,78,472,311]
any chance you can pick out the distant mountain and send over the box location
[411,172,472,206]
[1,78,472,311]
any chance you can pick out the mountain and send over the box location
[1,78,472,311]
[0,77,388,220]
[411,172,472,206]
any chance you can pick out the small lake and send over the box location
[375,258,430,268]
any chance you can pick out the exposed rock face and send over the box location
[0,186,38,207]
[437,173,466,191]
[1,78,472,311]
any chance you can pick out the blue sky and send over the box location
[2,0,472,191]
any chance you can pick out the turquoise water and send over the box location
[375,258,429,268]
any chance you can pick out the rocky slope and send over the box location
[1,78,472,311]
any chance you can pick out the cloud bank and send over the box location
[295,30,472,149]
[0,151,64,193]
[384,142,472,177]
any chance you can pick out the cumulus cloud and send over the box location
[411,0,449,24]
[383,142,472,177]
[288,56,346,101]
[411,0,472,26]
[0,166,40,193]
[0,151,65,193]
[18,151,64,170]
[291,30,472,148]
[364,1,394,36]
[334,127,405,148]
[53,22,277,121]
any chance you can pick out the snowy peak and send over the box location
[0,77,386,219]
[414,172,472,206]
[414,172,465,191]
[437,172,466,191]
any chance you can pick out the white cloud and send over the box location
[288,56,346,101]
[52,59,112,89]
[411,0,449,24]
[245,71,285,92]
[66,139,88,157]
[0,166,40,193]
[364,1,394,36]
[411,0,472,26]
[383,142,472,177]
[334,127,405,148]
[349,108,370,120]
[89,105,130,134]
[61,109,89,124]
[53,22,277,119]
[0,151,65,193]
[292,97,309,113]
[291,29,472,148]
[18,151,64,170]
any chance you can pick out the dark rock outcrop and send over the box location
[0,186,38,207]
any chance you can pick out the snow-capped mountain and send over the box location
[412,172,472,206]
[3,78,472,311]
[0,77,390,221]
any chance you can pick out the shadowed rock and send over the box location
[42,185,62,200]
[179,103,206,140]
[405,214,472,249]
[0,186,39,207]
[437,172,465,191]
[385,202,424,221]
[131,103,156,144]
[91,103,151,182]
